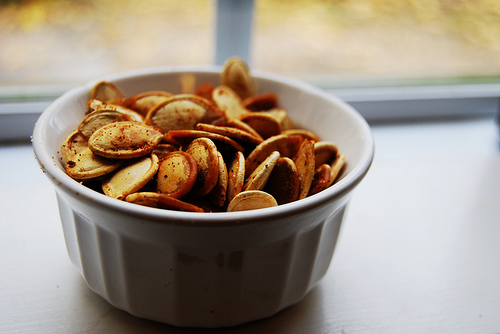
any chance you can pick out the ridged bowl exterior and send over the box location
[33,67,373,327]
[55,187,350,327]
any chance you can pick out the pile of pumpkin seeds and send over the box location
[61,58,345,212]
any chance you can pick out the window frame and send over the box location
[1,0,499,142]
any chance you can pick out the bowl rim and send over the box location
[32,66,374,226]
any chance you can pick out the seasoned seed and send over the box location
[196,123,263,145]
[314,141,339,169]
[208,151,228,207]
[125,192,204,212]
[226,190,278,212]
[308,164,332,196]
[263,157,300,205]
[102,154,159,200]
[61,130,88,164]
[88,121,164,159]
[243,151,280,191]
[122,91,173,117]
[90,81,124,103]
[165,129,245,153]
[212,85,248,122]
[226,151,245,205]
[293,138,316,200]
[185,138,220,196]
[327,153,346,187]
[65,147,121,180]
[157,151,198,199]
[221,57,256,100]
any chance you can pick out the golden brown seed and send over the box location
[327,153,346,187]
[90,81,124,103]
[293,139,316,200]
[165,129,245,153]
[122,91,173,117]
[212,85,248,122]
[227,119,264,141]
[314,141,339,169]
[145,94,225,133]
[185,138,220,196]
[102,154,159,200]
[221,57,256,100]
[125,192,204,212]
[226,151,245,205]
[65,147,121,180]
[263,157,300,205]
[157,151,198,199]
[245,134,302,178]
[78,109,140,140]
[283,129,320,143]
[308,164,332,196]
[152,143,179,157]
[195,123,263,145]
[243,92,279,111]
[61,130,88,164]
[208,151,228,207]
[227,190,278,212]
[243,151,280,191]
[88,121,164,159]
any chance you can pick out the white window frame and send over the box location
[1,0,499,142]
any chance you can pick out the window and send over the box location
[1,0,499,141]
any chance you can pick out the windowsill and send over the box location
[2,116,499,332]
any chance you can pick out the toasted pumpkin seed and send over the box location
[196,123,263,145]
[152,143,179,157]
[221,57,256,100]
[88,121,163,159]
[125,192,204,212]
[243,92,279,111]
[185,138,220,196]
[227,119,264,141]
[61,130,88,164]
[243,151,280,191]
[227,190,278,212]
[293,139,316,200]
[327,153,346,187]
[102,154,159,200]
[208,151,228,207]
[165,129,245,153]
[212,85,248,122]
[65,147,121,180]
[263,157,300,205]
[78,109,137,140]
[157,151,198,199]
[245,134,302,178]
[122,91,172,117]
[226,151,245,205]
[90,81,124,103]
[314,141,339,168]
[308,164,332,196]
[283,129,320,143]
[146,94,224,133]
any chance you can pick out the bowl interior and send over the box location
[33,66,373,220]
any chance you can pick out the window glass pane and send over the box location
[0,0,213,88]
[252,0,500,86]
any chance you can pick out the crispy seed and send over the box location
[157,151,198,199]
[283,129,320,143]
[125,192,204,212]
[78,109,141,140]
[65,147,121,180]
[90,81,124,103]
[227,119,264,141]
[314,141,339,169]
[245,134,302,178]
[122,91,173,117]
[195,82,215,101]
[152,143,179,157]
[308,164,332,196]
[327,153,346,187]
[88,121,164,159]
[61,130,88,164]
[263,157,300,205]
[102,154,159,200]
[293,139,316,200]
[185,138,220,196]
[227,190,278,212]
[196,123,263,145]
[243,151,280,191]
[208,151,228,207]
[145,94,225,133]
[226,151,245,205]
[165,129,245,153]
[241,109,291,139]
[221,57,256,100]
[212,85,248,122]
[243,92,279,111]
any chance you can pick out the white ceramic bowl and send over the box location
[32,67,374,328]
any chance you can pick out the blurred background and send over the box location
[1,0,500,91]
